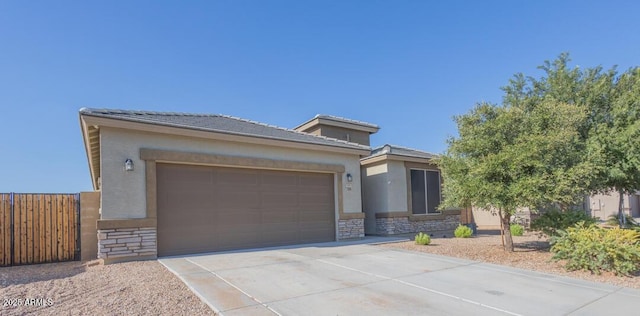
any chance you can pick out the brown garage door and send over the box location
[156,163,336,256]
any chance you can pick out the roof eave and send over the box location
[79,114,100,190]
[81,114,371,156]
[360,153,436,166]
[294,117,380,134]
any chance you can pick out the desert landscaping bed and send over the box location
[381,231,640,289]
[0,260,215,316]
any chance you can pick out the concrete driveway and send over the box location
[159,237,640,316]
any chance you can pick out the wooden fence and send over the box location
[0,193,80,266]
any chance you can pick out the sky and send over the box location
[0,0,639,193]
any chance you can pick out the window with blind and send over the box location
[410,169,441,214]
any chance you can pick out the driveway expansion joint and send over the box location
[185,258,283,316]
[566,287,624,315]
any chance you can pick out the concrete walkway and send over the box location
[159,237,640,316]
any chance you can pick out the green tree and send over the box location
[502,53,640,228]
[588,68,640,227]
[439,55,596,251]
[439,101,592,251]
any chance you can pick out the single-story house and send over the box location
[80,108,460,263]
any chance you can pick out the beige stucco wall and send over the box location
[586,192,639,220]
[100,127,363,219]
[630,194,640,218]
[80,191,100,261]
[315,125,371,146]
[361,160,409,234]
[362,163,389,233]
[361,160,408,213]
[471,207,501,229]
[362,163,389,211]
[386,160,408,212]
[472,206,537,229]
[302,125,371,146]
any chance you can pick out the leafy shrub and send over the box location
[414,232,431,245]
[606,214,639,228]
[454,225,473,238]
[510,223,524,236]
[550,222,640,276]
[531,209,595,237]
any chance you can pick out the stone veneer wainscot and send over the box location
[376,215,460,235]
[338,218,365,239]
[97,227,157,260]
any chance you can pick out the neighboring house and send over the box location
[471,207,536,230]
[472,192,640,229]
[585,192,640,221]
[79,108,458,263]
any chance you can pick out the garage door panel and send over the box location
[299,224,334,235]
[261,230,299,243]
[216,223,260,235]
[299,173,333,186]
[261,209,298,223]
[260,172,298,187]
[158,229,216,257]
[299,211,333,222]
[160,164,213,184]
[299,192,333,205]
[299,233,333,243]
[216,231,262,249]
[215,191,261,209]
[157,163,336,256]
[216,169,259,187]
[260,220,299,231]
[163,192,210,209]
[216,210,261,225]
[261,192,299,207]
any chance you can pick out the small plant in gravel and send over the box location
[606,214,639,229]
[510,223,524,236]
[414,232,431,245]
[531,208,595,237]
[454,225,473,238]
[550,222,640,276]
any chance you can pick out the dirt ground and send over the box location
[0,260,215,316]
[380,231,640,289]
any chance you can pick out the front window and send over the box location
[410,169,441,214]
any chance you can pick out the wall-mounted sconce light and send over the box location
[124,159,134,171]
[346,173,353,182]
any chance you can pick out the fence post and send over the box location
[9,192,14,266]
[75,193,81,261]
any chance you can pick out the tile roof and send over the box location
[367,144,437,160]
[80,108,370,150]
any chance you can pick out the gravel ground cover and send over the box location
[380,231,640,289]
[0,260,215,316]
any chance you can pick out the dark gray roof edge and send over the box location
[294,114,380,130]
[79,108,371,151]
